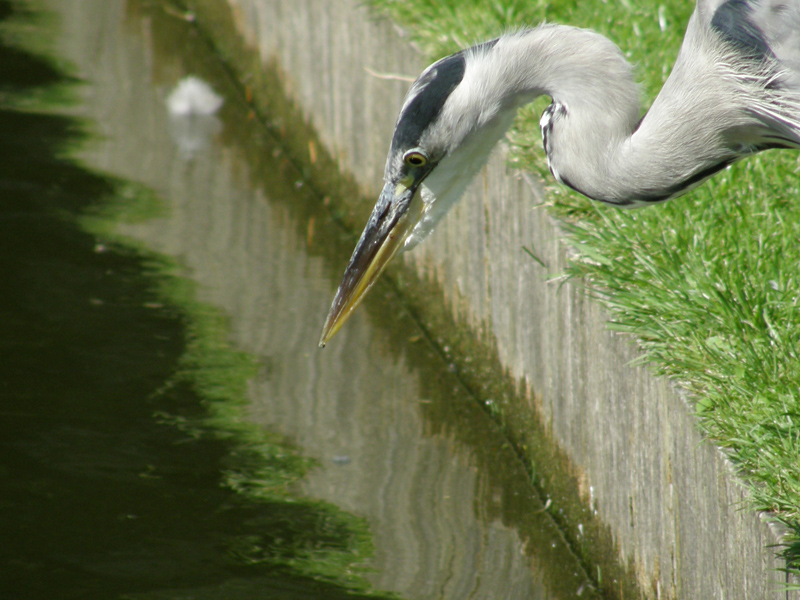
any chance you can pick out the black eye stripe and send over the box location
[390,37,501,155]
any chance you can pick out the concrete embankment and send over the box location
[185,0,795,597]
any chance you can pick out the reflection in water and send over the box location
[0,0,598,598]
[0,3,385,599]
[166,76,224,158]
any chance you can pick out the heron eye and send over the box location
[403,150,428,167]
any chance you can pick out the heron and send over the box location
[319,0,800,346]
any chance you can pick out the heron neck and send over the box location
[484,26,652,203]
[500,21,742,205]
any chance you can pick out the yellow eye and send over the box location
[403,150,428,167]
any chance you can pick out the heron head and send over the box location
[319,37,512,345]
[318,48,481,346]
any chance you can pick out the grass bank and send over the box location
[366,0,800,574]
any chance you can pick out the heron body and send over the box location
[320,0,800,346]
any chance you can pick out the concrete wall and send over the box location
[190,0,795,597]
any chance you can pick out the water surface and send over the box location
[0,1,596,598]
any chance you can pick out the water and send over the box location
[0,1,596,598]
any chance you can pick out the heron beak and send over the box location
[319,180,423,346]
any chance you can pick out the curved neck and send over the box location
[474,26,650,203]
[478,23,745,205]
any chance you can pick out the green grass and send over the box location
[367,0,800,574]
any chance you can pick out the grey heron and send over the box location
[319,0,800,346]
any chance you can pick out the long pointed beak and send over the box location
[319,180,423,346]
